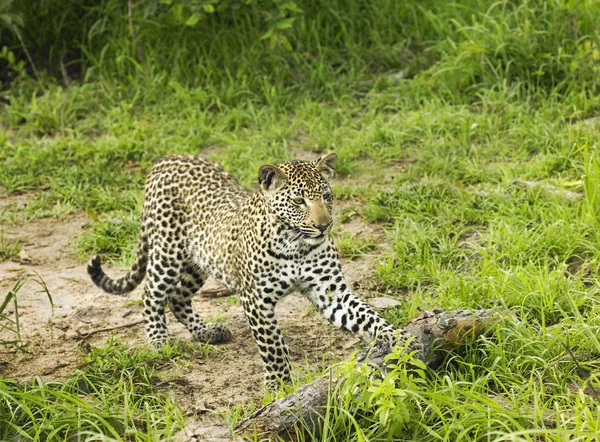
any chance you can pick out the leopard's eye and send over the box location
[292,197,306,206]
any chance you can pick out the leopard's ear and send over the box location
[316,152,338,179]
[258,164,287,192]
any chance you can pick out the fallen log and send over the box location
[234,308,501,441]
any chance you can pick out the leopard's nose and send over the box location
[315,223,331,233]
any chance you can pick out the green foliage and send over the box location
[144,0,302,46]
[5,0,598,104]
[340,348,428,438]
[0,0,24,80]
[0,0,23,31]
[0,45,25,74]
[287,318,600,441]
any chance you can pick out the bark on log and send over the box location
[234,308,500,441]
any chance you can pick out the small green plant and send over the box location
[0,230,21,261]
[343,348,427,437]
[0,0,23,31]
[0,273,52,347]
[0,45,25,74]
[0,277,25,346]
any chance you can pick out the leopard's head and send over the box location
[258,153,337,242]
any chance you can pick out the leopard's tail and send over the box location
[87,234,149,295]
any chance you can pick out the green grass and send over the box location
[335,230,378,261]
[0,338,208,440]
[0,277,27,346]
[74,210,142,265]
[2,0,600,439]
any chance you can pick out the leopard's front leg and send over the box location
[300,242,421,355]
[240,291,291,390]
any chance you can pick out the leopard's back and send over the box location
[144,155,247,221]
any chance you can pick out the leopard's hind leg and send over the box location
[169,261,232,344]
[142,247,173,345]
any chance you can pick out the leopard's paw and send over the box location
[377,328,422,357]
[194,323,232,344]
[396,329,423,356]
[263,371,291,393]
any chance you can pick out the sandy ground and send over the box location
[0,193,394,426]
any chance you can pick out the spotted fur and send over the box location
[88,153,419,388]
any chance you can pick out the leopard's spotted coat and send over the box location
[88,153,419,387]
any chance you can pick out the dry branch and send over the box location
[198,287,236,298]
[80,319,144,338]
[234,308,500,441]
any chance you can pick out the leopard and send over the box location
[88,153,419,388]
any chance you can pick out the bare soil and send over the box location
[0,194,395,421]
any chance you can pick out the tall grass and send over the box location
[583,143,600,229]
[0,339,191,440]
[0,278,26,346]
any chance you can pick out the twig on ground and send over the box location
[81,319,144,338]
[198,287,235,298]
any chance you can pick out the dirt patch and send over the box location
[0,192,393,417]
[0,190,41,218]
